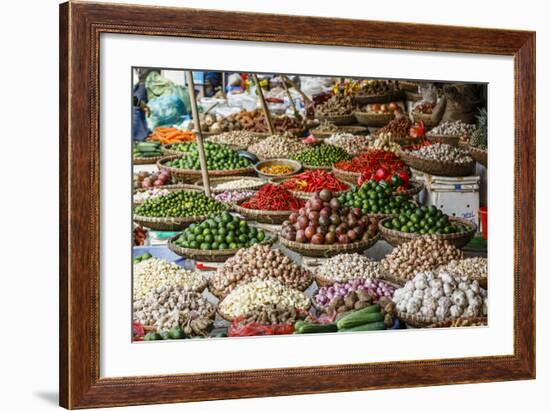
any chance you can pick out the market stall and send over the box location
[132,71,488,341]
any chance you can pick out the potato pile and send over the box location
[381,237,463,283]
[210,244,312,297]
[219,279,311,319]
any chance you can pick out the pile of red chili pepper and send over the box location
[335,149,407,174]
[281,170,348,193]
[240,184,303,211]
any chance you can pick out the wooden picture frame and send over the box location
[59,2,535,408]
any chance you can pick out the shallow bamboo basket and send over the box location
[378,216,477,249]
[279,233,380,258]
[398,149,475,177]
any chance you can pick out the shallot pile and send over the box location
[315,278,397,313]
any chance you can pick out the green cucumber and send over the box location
[336,305,383,330]
[339,321,386,332]
[294,322,338,334]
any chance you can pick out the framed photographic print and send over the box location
[59,2,535,409]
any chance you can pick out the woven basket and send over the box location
[133,155,164,165]
[398,149,475,177]
[157,155,256,183]
[232,199,295,225]
[254,158,302,178]
[393,181,424,197]
[194,176,266,193]
[426,134,462,147]
[354,111,395,127]
[331,166,361,184]
[353,90,404,105]
[427,316,488,328]
[396,310,440,328]
[133,213,211,232]
[378,216,477,249]
[411,111,439,129]
[467,145,487,167]
[133,184,203,207]
[167,233,277,263]
[316,113,357,126]
[279,233,380,258]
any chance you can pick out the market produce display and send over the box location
[335,149,410,189]
[393,271,487,323]
[231,304,306,326]
[325,133,371,155]
[210,244,313,297]
[360,102,403,115]
[148,127,195,144]
[134,190,226,218]
[206,130,266,148]
[240,184,303,211]
[381,205,468,235]
[213,190,254,204]
[218,279,311,320]
[314,253,384,284]
[133,257,206,299]
[163,142,252,170]
[209,178,265,192]
[280,170,349,194]
[290,144,351,168]
[133,141,162,159]
[339,180,416,215]
[247,134,307,159]
[437,257,487,281]
[133,170,174,189]
[375,117,414,138]
[133,286,215,335]
[133,187,171,203]
[355,80,400,96]
[257,164,295,175]
[368,132,401,154]
[427,120,477,137]
[172,212,270,251]
[192,110,264,133]
[381,237,463,283]
[316,94,355,116]
[313,119,340,133]
[403,143,473,164]
[280,189,378,245]
[314,278,397,314]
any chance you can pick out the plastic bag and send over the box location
[146,94,186,130]
[228,319,294,337]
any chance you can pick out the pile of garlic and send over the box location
[392,270,487,320]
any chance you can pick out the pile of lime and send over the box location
[382,205,470,234]
[144,325,186,341]
[174,212,269,251]
[291,143,351,167]
[134,190,226,218]
[339,180,415,215]
[165,142,252,170]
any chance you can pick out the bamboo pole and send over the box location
[252,73,275,135]
[186,71,211,197]
[280,76,300,119]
